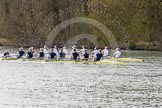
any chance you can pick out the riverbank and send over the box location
[0,38,15,46]
[118,41,162,51]
[0,38,162,51]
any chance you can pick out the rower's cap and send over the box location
[19,47,23,51]
[72,46,76,49]
[116,48,119,51]
[40,48,43,51]
[5,50,9,52]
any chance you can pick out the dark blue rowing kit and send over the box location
[39,52,45,58]
[28,52,33,58]
[4,52,9,57]
[60,52,65,59]
[18,51,25,58]
[96,53,103,61]
[72,52,79,60]
[83,53,89,59]
[50,52,56,59]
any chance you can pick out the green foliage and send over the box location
[128,41,136,50]
[0,38,13,46]
[0,38,7,45]
[0,0,161,50]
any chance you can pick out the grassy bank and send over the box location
[105,41,162,51]
[0,38,14,46]
[0,37,162,51]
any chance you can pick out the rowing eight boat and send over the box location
[1,58,125,65]
[108,58,144,62]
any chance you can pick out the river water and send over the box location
[0,47,162,108]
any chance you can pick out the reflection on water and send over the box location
[0,47,162,108]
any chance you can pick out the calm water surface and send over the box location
[0,47,162,108]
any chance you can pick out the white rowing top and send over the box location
[80,48,86,55]
[63,49,68,54]
[113,51,121,58]
[93,49,98,56]
[103,49,109,57]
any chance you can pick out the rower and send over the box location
[53,46,59,57]
[30,47,37,57]
[113,48,121,58]
[80,45,86,55]
[71,45,77,55]
[49,48,56,60]
[27,48,33,59]
[92,47,98,57]
[95,49,103,61]
[30,47,34,53]
[72,49,79,61]
[59,48,66,60]
[39,48,45,59]
[17,47,25,58]
[3,50,10,58]
[83,49,89,60]
[43,46,49,57]
[103,46,109,58]
[63,46,68,55]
